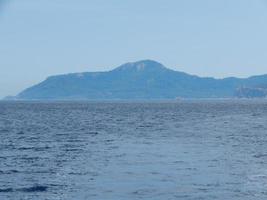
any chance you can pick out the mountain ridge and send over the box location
[6,60,267,100]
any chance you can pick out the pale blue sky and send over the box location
[1,0,267,98]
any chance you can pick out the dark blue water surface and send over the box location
[1,100,267,200]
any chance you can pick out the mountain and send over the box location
[12,60,267,100]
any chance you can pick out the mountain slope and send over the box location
[15,60,267,100]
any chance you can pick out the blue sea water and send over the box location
[0,100,267,200]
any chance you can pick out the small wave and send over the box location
[105,139,114,142]
[18,185,48,192]
[18,147,35,150]
[18,146,50,151]
[0,170,19,174]
[88,131,98,135]
[0,186,48,193]
[0,188,13,192]
[65,148,83,152]
[253,154,267,158]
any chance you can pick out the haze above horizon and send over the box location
[1,0,267,98]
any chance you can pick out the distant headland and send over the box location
[5,60,267,100]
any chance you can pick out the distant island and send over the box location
[5,60,267,100]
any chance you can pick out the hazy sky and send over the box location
[1,0,267,98]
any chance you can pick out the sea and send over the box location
[0,100,267,200]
